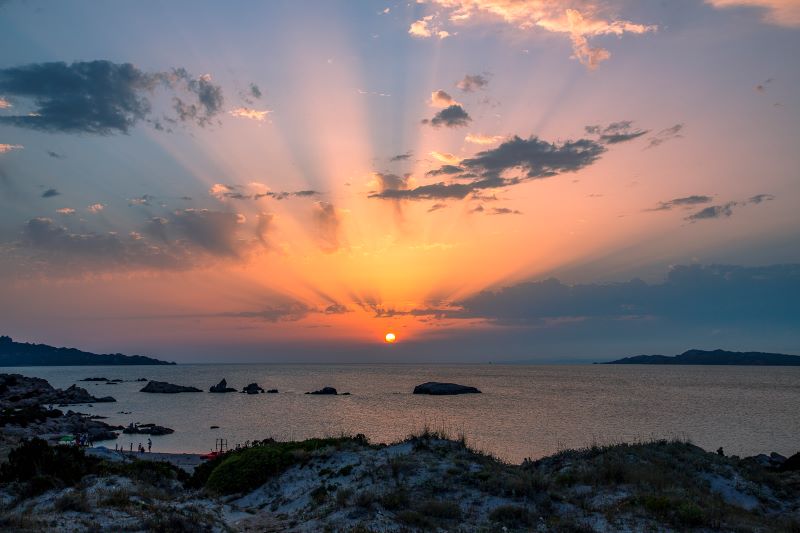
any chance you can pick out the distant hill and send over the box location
[0,336,175,366]
[603,348,800,366]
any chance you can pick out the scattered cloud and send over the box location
[0,61,225,134]
[460,134,606,179]
[586,121,648,144]
[430,151,462,165]
[755,77,774,92]
[646,124,684,149]
[489,207,522,215]
[428,203,448,212]
[312,201,342,253]
[685,194,774,221]
[429,89,459,108]
[374,132,608,200]
[648,195,713,211]
[409,14,450,39]
[128,194,156,207]
[465,133,504,145]
[168,208,246,256]
[41,188,60,198]
[413,1,656,68]
[445,263,799,325]
[0,96,11,109]
[390,151,413,162]
[46,150,65,159]
[249,83,262,99]
[423,104,472,128]
[210,183,319,201]
[426,164,465,177]
[87,203,105,213]
[55,208,75,215]
[0,143,23,154]
[706,0,800,27]
[456,74,489,92]
[229,107,270,121]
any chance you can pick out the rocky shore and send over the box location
[0,373,799,532]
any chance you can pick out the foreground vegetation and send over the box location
[0,432,798,532]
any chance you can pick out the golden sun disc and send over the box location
[384,332,396,343]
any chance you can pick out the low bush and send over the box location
[0,438,98,495]
[489,504,533,527]
[418,499,462,520]
[200,436,369,495]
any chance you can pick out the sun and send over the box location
[384,332,396,343]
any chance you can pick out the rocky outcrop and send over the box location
[59,384,116,404]
[0,374,115,409]
[140,380,201,393]
[306,386,337,395]
[412,382,481,395]
[209,379,236,393]
[241,383,265,394]
[122,423,174,436]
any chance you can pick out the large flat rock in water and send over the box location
[413,382,481,395]
[140,380,201,393]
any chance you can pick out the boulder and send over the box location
[306,386,338,395]
[140,380,201,393]
[61,384,116,404]
[242,383,265,394]
[122,422,174,436]
[209,379,236,393]
[412,382,481,395]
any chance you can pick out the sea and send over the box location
[5,364,799,463]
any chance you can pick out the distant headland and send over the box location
[603,348,800,366]
[0,336,174,366]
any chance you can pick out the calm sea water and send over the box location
[4,364,799,463]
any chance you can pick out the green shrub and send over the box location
[335,487,353,507]
[489,504,532,527]
[396,510,435,529]
[310,483,330,505]
[676,501,705,526]
[380,487,410,510]
[0,438,98,495]
[418,499,462,519]
[54,490,90,513]
[200,436,369,495]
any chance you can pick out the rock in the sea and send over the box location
[242,383,265,394]
[0,374,116,408]
[209,378,237,393]
[139,380,201,393]
[61,384,116,404]
[122,422,174,435]
[306,386,338,395]
[266,389,278,394]
[412,382,481,395]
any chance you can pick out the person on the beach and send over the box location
[147,438,152,452]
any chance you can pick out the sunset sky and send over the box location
[1,0,798,362]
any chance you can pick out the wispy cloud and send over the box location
[706,0,800,27]
[412,1,656,68]
[0,143,23,154]
[229,107,270,121]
